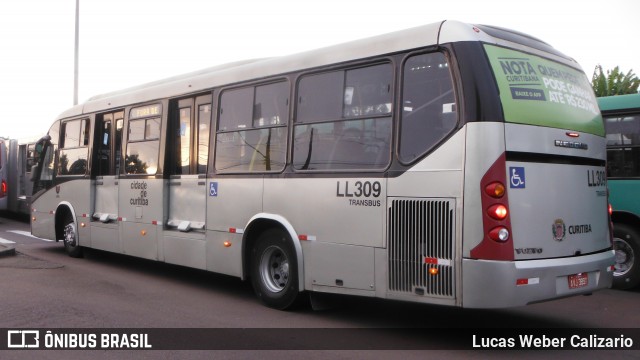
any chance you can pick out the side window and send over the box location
[605,114,640,177]
[176,107,192,174]
[58,118,89,176]
[399,52,457,163]
[27,144,36,171]
[216,81,289,173]
[293,63,393,171]
[126,104,162,175]
[197,104,211,174]
[126,118,160,175]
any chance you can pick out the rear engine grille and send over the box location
[388,198,455,298]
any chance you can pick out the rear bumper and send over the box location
[461,250,615,308]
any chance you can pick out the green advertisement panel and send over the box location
[484,45,604,136]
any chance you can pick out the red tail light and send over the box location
[0,179,6,198]
[470,153,514,261]
[607,203,614,246]
[487,204,508,220]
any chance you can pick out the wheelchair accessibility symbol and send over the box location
[509,167,525,189]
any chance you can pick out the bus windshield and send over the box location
[485,45,603,136]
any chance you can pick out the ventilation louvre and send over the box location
[388,198,455,298]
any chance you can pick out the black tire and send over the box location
[62,213,83,258]
[250,229,301,310]
[612,223,640,290]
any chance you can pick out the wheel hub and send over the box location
[260,246,289,293]
[64,223,77,247]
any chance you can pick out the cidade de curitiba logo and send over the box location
[6,330,152,350]
[552,219,566,241]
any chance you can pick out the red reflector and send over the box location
[229,228,236,233]
[298,234,308,241]
[608,204,613,216]
[117,217,123,221]
[152,220,158,225]
[487,204,508,220]
[516,278,529,285]
[0,180,6,197]
[424,257,438,264]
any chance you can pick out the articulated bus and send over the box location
[29,21,614,309]
[598,93,640,289]
[0,137,38,215]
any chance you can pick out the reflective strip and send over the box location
[423,257,451,266]
[516,277,540,286]
[298,235,316,241]
[229,228,244,234]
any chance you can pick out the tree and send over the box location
[591,65,640,97]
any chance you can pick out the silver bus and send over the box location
[30,20,614,309]
[0,137,36,215]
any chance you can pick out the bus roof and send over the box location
[57,20,577,120]
[597,93,640,113]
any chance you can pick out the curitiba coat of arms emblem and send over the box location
[552,218,566,241]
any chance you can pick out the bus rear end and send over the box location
[459,27,614,307]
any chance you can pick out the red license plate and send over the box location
[568,273,589,289]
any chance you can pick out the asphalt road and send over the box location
[0,214,638,359]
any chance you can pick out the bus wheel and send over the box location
[612,223,639,290]
[250,229,300,309]
[63,213,83,258]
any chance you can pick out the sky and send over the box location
[0,0,637,140]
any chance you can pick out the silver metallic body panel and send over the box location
[167,175,206,231]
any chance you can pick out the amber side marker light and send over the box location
[428,267,439,275]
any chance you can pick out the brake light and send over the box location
[487,204,508,220]
[607,203,614,246]
[470,153,514,261]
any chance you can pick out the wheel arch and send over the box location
[54,201,78,243]
[242,213,305,291]
[612,210,640,232]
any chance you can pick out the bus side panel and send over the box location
[263,178,385,248]
[207,178,263,233]
[384,128,464,304]
[263,178,385,293]
[118,178,163,260]
[206,178,262,274]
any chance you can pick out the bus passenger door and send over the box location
[163,95,211,269]
[91,111,124,252]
